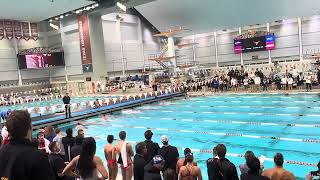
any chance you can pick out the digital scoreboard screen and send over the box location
[234,33,275,53]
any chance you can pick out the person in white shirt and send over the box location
[52,128,65,156]
[281,75,287,91]
[287,76,294,91]
[305,74,312,92]
[254,76,261,91]
[231,78,238,92]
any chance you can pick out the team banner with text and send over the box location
[0,20,4,40]
[4,20,13,40]
[30,23,38,41]
[13,21,22,40]
[77,14,93,73]
[22,22,30,41]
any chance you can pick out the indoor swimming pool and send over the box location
[61,93,320,179]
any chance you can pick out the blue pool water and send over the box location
[60,93,320,179]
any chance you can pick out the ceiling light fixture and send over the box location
[60,15,64,19]
[76,9,82,14]
[117,2,127,12]
[49,23,59,30]
[49,19,53,22]
[55,17,59,20]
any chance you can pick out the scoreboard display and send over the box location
[234,33,275,54]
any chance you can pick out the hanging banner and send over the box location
[30,23,38,41]
[77,14,93,73]
[4,20,13,40]
[22,22,30,41]
[0,20,4,40]
[13,21,22,40]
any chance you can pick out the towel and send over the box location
[121,141,128,168]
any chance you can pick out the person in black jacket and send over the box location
[144,130,160,163]
[62,128,75,162]
[70,135,83,160]
[63,93,71,119]
[134,142,147,180]
[240,157,270,180]
[159,135,179,180]
[207,144,239,180]
[144,155,164,180]
[0,110,54,180]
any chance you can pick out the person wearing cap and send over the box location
[176,148,198,174]
[104,135,118,180]
[262,153,295,180]
[306,161,320,180]
[178,152,202,180]
[144,155,165,180]
[144,130,160,163]
[159,135,179,179]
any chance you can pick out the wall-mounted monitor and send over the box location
[234,33,275,54]
[18,52,65,69]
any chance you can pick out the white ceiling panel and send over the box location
[136,0,320,34]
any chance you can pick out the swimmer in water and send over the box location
[101,114,109,121]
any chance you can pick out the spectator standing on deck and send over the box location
[178,152,202,180]
[134,142,148,180]
[116,131,134,180]
[144,130,160,163]
[0,110,54,180]
[262,153,295,180]
[70,135,83,160]
[48,141,74,180]
[62,128,75,162]
[159,135,179,179]
[104,135,118,180]
[63,93,71,119]
[305,73,312,92]
[53,128,65,157]
[62,137,108,180]
[240,157,270,180]
[207,144,239,180]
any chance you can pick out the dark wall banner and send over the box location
[0,20,4,40]
[4,20,13,40]
[13,21,22,40]
[22,22,30,41]
[77,14,93,73]
[30,23,38,40]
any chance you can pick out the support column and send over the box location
[239,27,243,65]
[192,35,196,65]
[214,32,218,67]
[117,20,126,76]
[138,19,146,72]
[60,21,68,82]
[298,17,303,61]
[267,22,272,64]
[13,38,23,85]
[167,37,176,69]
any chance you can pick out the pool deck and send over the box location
[32,91,186,129]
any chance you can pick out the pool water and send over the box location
[61,93,320,179]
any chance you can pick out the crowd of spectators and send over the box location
[0,110,319,180]
[183,67,320,93]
